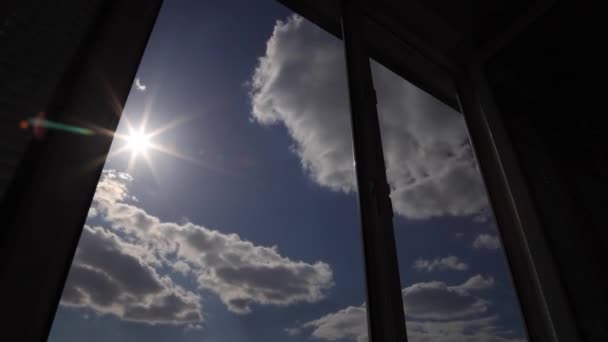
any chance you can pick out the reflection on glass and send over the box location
[47,2,368,342]
[372,61,529,342]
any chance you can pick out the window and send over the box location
[45,2,533,342]
[47,2,369,342]
[371,60,529,341]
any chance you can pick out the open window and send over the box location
[1,1,601,342]
[48,3,370,342]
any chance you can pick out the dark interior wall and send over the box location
[0,1,162,341]
[0,1,106,201]
[486,2,607,340]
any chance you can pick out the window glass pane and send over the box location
[47,2,368,341]
[371,61,529,342]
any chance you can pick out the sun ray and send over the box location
[97,102,255,185]
[147,142,252,180]
[122,115,135,134]
[127,147,138,172]
[139,84,160,134]
[147,114,197,138]
[141,150,161,186]
[107,144,132,159]
[82,153,111,171]
[147,142,198,163]
[99,72,126,119]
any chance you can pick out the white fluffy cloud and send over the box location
[62,226,202,325]
[413,256,468,272]
[134,77,147,91]
[61,170,334,323]
[250,15,488,219]
[294,275,523,342]
[473,234,501,250]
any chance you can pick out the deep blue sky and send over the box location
[48,1,527,341]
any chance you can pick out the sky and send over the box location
[47,1,528,341]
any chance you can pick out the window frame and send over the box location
[0,0,585,341]
[336,0,579,341]
[0,1,163,341]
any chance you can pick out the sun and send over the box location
[105,112,196,174]
[108,122,157,171]
[126,129,151,154]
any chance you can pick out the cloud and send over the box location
[406,316,526,342]
[134,77,147,91]
[61,226,202,325]
[250,15,488,219]
[459,274,495,290]
[65,170,334,323]
[473,234,501,250]
[87,207,98,219]
[413,256,468,272]
[285,327,303,336]
[301,310,524,342]
[295,275,523,342]
[402,275,493,320]
[303,305,368,342]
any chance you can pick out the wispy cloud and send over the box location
[134,77,147,91]
[413,256,469,272]
[473,234,501,250]
[291,275,523,342]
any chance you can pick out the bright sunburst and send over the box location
[102,109,202,177]
[83,82,207,177]
[126,128,151,155]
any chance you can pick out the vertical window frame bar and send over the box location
[340,0,408,341]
